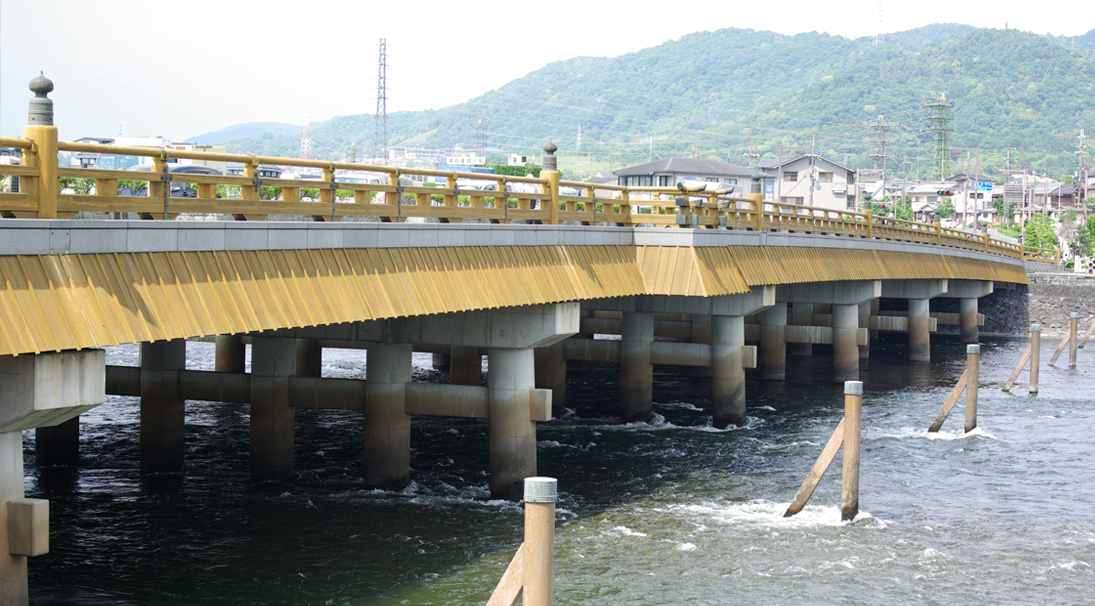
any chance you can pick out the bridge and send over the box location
[0,76,1058,604]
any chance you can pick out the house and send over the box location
[612,157,760,199]
[758,154,856,211]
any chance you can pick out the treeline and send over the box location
[220,25,1095,178]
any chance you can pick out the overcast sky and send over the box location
[1,0,1090,142]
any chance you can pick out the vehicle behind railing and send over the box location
[0,135,1057,263]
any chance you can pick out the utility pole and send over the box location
[742,139,760,169]
[777,145,784,203]
[808,136,817,207]
[1078,129,1088,222]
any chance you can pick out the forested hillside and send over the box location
[213,25,1095,178]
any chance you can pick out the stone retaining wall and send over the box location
[1026,272,1095,337]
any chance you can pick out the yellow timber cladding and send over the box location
[0,245,1027,357]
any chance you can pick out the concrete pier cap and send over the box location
[0,350,105,432]
[967,344,981,355]
[844,381,863,395]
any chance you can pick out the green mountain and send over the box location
[221,25,1095,179]
[189,121,303,145]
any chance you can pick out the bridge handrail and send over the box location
[0,135,1059,262]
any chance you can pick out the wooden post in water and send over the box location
[486,477,557,606]
[1030,324,1041,394]
[1069,312,1079,369]
[523,477,556,606]
[964,344,980,433]
[1049,331,1070,366]
[1079,317,1095,349]
[841,381,863,522]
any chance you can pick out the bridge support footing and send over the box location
[140,340,186,473]
[960,298,979,343]
[535,342,566,409]
[215,335,246,373]
[909,298,931,361]
[249,337,296,481]
[488,347,537,500]
[620,312,653,421]
[791,303,814,357]
[364,343,412,489]
[35,417,79,466]
[1,431,28,606]
[859,301,873,359]
[833,304,860,382]
[760,303,788,380]
[295,340,322,378]
[711,315,746,428]
[450,346,483,386]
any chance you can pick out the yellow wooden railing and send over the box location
[0,136,1060,263]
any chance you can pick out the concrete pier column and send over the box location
[833,303,860,382]
[295,339,322,377]
[711,314,746,428]
[859,301,872,359]
[450,345,483,386]
[1,431,28,605]
[759,302,787,380]
[960,297,979,343]
[214,335,246,373]
[364,342,412,489]
[620,311,654,421]
[908,298,932,361]
[791,303,814,356]
[534,342,566,408]
[488,347,537,500]
[249,337,297,481]
[34,418,78,466]
[140,339,186,473]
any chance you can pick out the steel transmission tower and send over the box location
[862,115,899,187]
[373,38,388,163]
[299,114,313,159]
[924,93,954,181]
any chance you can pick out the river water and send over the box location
[24,336,1095,605]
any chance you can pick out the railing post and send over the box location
[751,193,763,231]
[864,208,873,239]
[23,72,58,218]
[983,232,990,252]
[841,380,862,522]
[386,171,401,222]
[523,477,556,606]
[965,344,979,433]
[1069,312,1079,369]
[542,143,560,225]
[619,189,631,227]
[1030,324,1041,394]
[934,221,943,245]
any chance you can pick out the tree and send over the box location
[938,199,955,218]
[992,198,1015,222]
[1070,216,1095,257]
[1023,214,1058,251]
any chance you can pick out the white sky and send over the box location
[1,0,1090,141]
